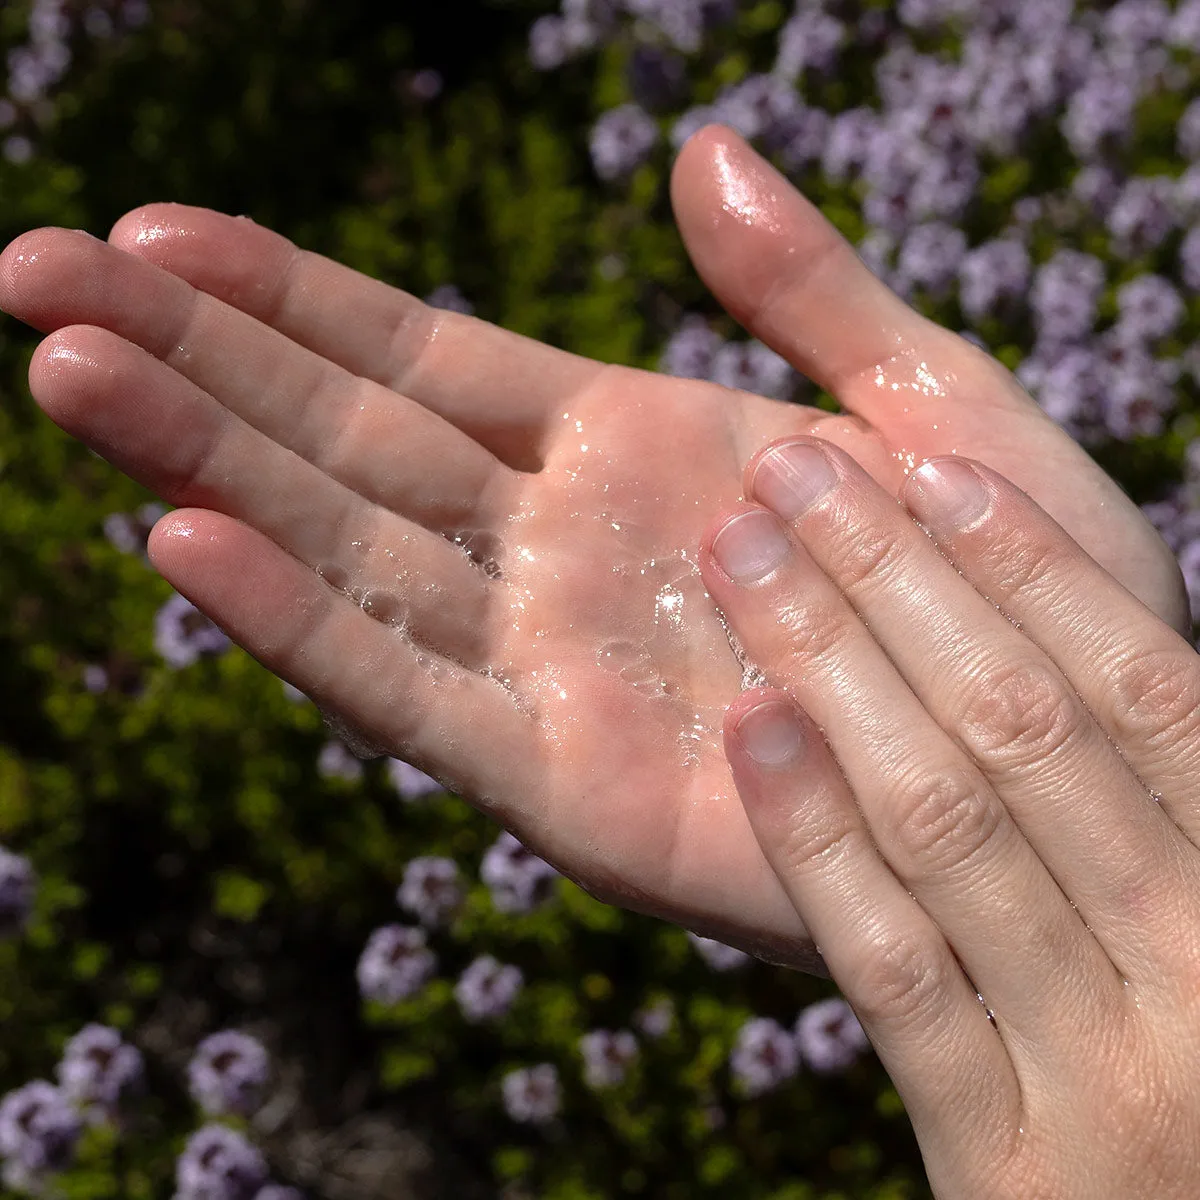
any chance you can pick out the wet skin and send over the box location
[0,127,1186,969]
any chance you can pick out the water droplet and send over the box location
[655,584,685,629]
[316,563,349,592]
[451,530,505,579]
[360,590,407,627]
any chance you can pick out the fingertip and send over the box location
[108,203,197,255]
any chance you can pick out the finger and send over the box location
[671,126,941,405]
[700,499,1120,1040]
[903,457,1200,925]
[148,508,534,803]
[738,437,1197,984]
[0,229,513,532]
[107,204,603,468]
[33,326,497,665]
[724,688,1019,1147]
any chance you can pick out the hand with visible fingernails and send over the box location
[0,127,1187,970]
[709,436,1200,1198]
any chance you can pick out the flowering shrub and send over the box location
[0,0,1197,1197]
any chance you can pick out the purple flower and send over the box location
[175,1125,268,1200]
[480,831,559,914]
[56,1025,143,1117]
[1061,72,1137,159]
[670,104,719,150]
[1030,250,1105,344]
[1172,0,1200,49]
[1115,274,1184,342]
[858,228,897,282]
[406,69,442,103]
[356,925,436,1004]
[795,998,869,1072]
[634,997,675,1039]
[254,1189,304,1200]
[424,285,473,315]
[1181,225,1200,291]
[316,740,363,783]
[527,13,598,69]
[778,105,831,171]
[501,1064,560,1124]
[713,74,800,143]
[102,501,167,556]
[1097,341,1178,441]
[1178,538,1200,621]
[0,1081,81,1174]
[729,1018,799,1098]
[1107,176,1178,254]
[659,316,723,380]
[187,1031,270,1118]
[687,932,750,972]
[709,341,795,400]
[1070,164,1120,216]
[896,222,968,296]
[155,591,231,668]
[589,105,658,181]
[1179,98,1200,162]
[0,848,35,938]
[958,239,1030,321]
[396,856,463,927]
[821,107,878,181]
[579,1029,638,1089]
[773,8,845,81]
[1104,0,1172,50]
[83,664,110,693]
[1024,344,1105,432]
[385,758,443,801]
[454,955,523,1022]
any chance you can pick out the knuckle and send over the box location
[774,807,862,879]
[825,520,908,597]
[773,594,852,667]
[851,931,953,1030]
[1110,645,1200,750]
[887,763,1006,877]
[958,658,1086,767]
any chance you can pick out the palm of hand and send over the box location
[0,129,1185,968]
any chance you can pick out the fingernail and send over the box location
[737,701,804,766]
[712,511,790,582]
[907,459,990,529]
[753,442,838,520]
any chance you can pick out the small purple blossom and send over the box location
[385,758,443,801]
[634,997,675,1039]
[155,591,231,668]
[669,104,718,150]
[659,316,723,379]
[316,740,363,783]
[187,1031,270,1118]
[774,8,845,80]
[0,1081,81,1175]
[1177,538,1200,621]
[821,107,878,181]
[1115,274,1184,342]
[501,1064,560,1124]
[1030,249,1105,344]
[103,502,167,556]
[454,955,523,1022]
[627,45,686,113]
[175,1125,268,1200]
[396,856,463,927]
[56,1025,143,1117]
[356,925,436,1004]
[795,998,869,1072]
[589,104,658,181]
[729,1018,799,1098]
[1061,72,1137,159]
[712,73,800,143]
[1180,225,1200,291]
[958,239,1030,321]
[424,285,473,315]
[0,848,36,938]
[687,932,750,972]
[254,1188,304,1200]
[896,221,968,296]
[480,831,560,914]
[709,341,795,400]
[579,1029,638,1089]
[1107,175,1178,254]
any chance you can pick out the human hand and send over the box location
[711,440,1200,1196]
[0,127,1184,969]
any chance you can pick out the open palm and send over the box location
[0,129,1185,969]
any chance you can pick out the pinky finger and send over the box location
[724,689,1019,1142]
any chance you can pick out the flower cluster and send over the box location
[187,1031,270,1118]
[479,830,561,913]
[3,0,149,164]
[0,1025,141,1190]
[0,847,36,938]
[730,998,868,1097]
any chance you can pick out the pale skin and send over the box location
[0,126,1187,969]
[712,442,1200,1198]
